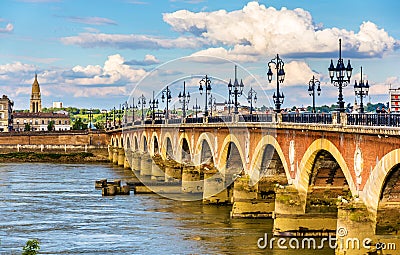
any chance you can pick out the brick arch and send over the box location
[193,132,215,166]
[140,131,148,153]
[295,138,355,199]
[150,131,159,156]
[125,135,131,150]
[249,135,291,185]
[177,132,192,163]
[161,132,174,160]
[119,136,123,148]
[217,134,246,174]
[133,134,139,151]
[361,148,400,214]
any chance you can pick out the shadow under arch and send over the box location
[133,135,139,151]
[249,135,291,185]
[177,132,192,163]
[193,132,215,166]
[141,132,148,153]
[295,138,355,198]
[217,134,246,174]
[361,149,400,231]
[150,132,159,156]
[161,132,174,160]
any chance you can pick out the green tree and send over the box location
[72,118,87,130]
[47,120,55,131]
[22,239,40,255]
[24,123,31,131]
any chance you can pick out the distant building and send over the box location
[389,87,400,113]
[12,74,70,131]
[30,74,42,113]
[53,101,63,108]
[13,112,71,131]
[0,95,14,132]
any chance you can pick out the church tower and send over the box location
[30,73,42,113]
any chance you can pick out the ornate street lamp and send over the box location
[267,54,285,112]
[138,94,146,121]
[113,106,116,127]
[247,87,257,115]
[308,76,321,113]
[149,91,159,120]
[161,86,172,119]
[208,94,216,117]
[118,104,122,126]
[193,98,201,118]
[199,75,212,117]
[354,66,369,113]
[131,98,137,123]
[87,108,93,129]
[328,38,353,112]
[122,101,128,124]
[178,81,190,118]
[228,65,244,115]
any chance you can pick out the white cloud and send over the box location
[0,55,150,105]
[124,54,160,66]
[0,23,14,33]
[61,33,209,49]
[66,16,117,26]
[163,2,398,61]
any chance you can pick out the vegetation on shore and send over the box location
[0,152,107,163]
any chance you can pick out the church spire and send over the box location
[30,73,42,113]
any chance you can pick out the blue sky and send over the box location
[0,0,399,110]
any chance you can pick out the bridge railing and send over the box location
[238,114,273,123]
[347,113,400,127]
[167,118,182,124]
[281,113,333,124]
[208,116,232,123]
[185,117,203,124]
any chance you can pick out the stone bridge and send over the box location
[107,113,400,254]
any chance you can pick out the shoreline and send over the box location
[0,151,110,163]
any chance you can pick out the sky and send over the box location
[0,0,399,111]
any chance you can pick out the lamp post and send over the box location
[354,66,369,113]
[161,86,172,120]
[247,87,257,115]
[193,98,200,118]
[87,108,93,129]
[308,76,321,113]
[267,54,285,112]
[138,94,146,121]
[328,38,353,113]
[178,81,190,118]
[131,98,137,123]
[113,106,116,127]
[118,104,122,126]
[199,75,212,117]
[122,101,128,124]
[149,91,159,120]
[228,65,244,115]
[208,94,216,117]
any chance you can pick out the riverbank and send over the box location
[0,151,109,163]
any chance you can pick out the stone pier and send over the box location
[140,153,152,177]
[182,165,203,193]
[112,147,118,165]
[203,169,231,204]
[151,161,165,181]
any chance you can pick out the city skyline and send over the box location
[0,0,399,110]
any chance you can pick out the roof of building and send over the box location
[13,112,70,119]
[31,73,41,94]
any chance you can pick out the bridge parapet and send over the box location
[107,114,400,136]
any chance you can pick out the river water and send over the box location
[0,163,334,254]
